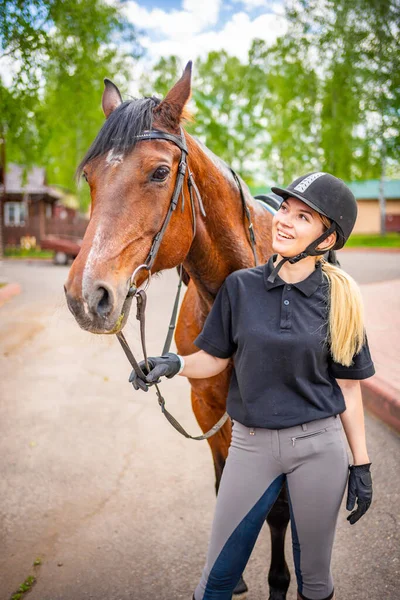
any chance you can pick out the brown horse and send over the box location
[65,62,291,599]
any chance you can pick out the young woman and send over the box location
[130,172,374,600]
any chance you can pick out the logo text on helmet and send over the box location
[293,172,326,193]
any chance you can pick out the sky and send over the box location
[0,1,288,91]
[121,0,288,66]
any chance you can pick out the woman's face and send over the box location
[272,196,331,258]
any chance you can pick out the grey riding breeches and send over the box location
[193,415,349,600]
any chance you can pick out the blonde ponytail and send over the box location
[316,215,366,366]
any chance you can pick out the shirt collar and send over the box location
[263,254,324,297]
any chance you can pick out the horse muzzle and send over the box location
[64,278,133,334]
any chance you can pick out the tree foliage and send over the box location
[0,0,140,208]
[1,0,398,202]
[139,0,399,186]
[286,0,400,179]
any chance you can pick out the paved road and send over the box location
[0,257,399,600]
[337,249,400,284]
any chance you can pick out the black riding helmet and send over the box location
[268,172,357,282]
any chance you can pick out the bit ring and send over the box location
[129,264,151,295]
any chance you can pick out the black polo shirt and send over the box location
[194,255,375,429]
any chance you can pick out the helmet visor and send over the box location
[271,186,330,219]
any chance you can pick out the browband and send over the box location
[133,129,188,154]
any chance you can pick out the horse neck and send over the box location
[183,134,257,300]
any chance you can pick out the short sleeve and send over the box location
[194,281,236,359]
[328,334,375,380]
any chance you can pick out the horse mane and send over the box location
[76,96,161,177]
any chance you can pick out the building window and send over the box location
[45,203,52,219]
[4,202,26,226]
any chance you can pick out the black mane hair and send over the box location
[76,96,161,177]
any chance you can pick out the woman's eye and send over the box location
[300,214,308,221]
[152,167,170,181]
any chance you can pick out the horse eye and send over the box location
[82,172,88,183]
[152,166,170,181]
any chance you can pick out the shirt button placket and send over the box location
[280,286,292,329]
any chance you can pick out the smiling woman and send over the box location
[130,169,375,600]
[272,197,336,255]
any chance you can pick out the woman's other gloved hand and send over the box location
[346,463,372,525]
[129,353,182,392]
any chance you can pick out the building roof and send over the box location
[346,179,400,200]
[0,163,63,200]
[250,179,400,201]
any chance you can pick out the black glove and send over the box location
[346,463,372,525]
[128,353,181,392]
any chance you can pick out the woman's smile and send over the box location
[275,228,295,242]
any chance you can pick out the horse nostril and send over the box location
[96,286,112,317]
[86,281,115,318]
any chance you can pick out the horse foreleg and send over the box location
[266,484,291,600]
[190,381,231,494]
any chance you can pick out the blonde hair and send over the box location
[316,214,365,366]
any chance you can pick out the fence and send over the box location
[3,215,89,247]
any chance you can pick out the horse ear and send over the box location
[153,61,192,130]
[102,79,122,118]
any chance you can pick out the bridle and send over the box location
[116,127,258,440]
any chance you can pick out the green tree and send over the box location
[0,0,141,209]
[252,36,319,184]
[286,0,400,180]
[139,55,181,99]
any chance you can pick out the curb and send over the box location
[0,282,22,307]
[340,247,400,253]
[361,377,400,433]
[3,257,53,263]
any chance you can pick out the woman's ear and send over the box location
[316,231,337,252]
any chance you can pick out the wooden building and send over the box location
[346,180,400,234]
[1,164,88,247]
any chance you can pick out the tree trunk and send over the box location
[0,134,5,258]
[379,152,386,236]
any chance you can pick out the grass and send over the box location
[10,576,36,600]
[8,559,42,600]
[4,247,53,259]
[346,232,400,248]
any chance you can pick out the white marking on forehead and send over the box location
[106,148,124,166]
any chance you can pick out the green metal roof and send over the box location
[346,179,400,200]
[250,179,400,200]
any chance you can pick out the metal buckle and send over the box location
[128,263,151,296]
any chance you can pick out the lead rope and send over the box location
[117,285,229,440]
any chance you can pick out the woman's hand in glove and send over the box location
[129,353,182,391]
[346,463,372,525]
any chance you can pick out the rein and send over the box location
[116,128,258,440]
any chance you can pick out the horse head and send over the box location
[65,62,194,334]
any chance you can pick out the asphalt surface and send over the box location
[0,255,399,600]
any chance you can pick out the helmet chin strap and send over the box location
[267,222,336,283]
